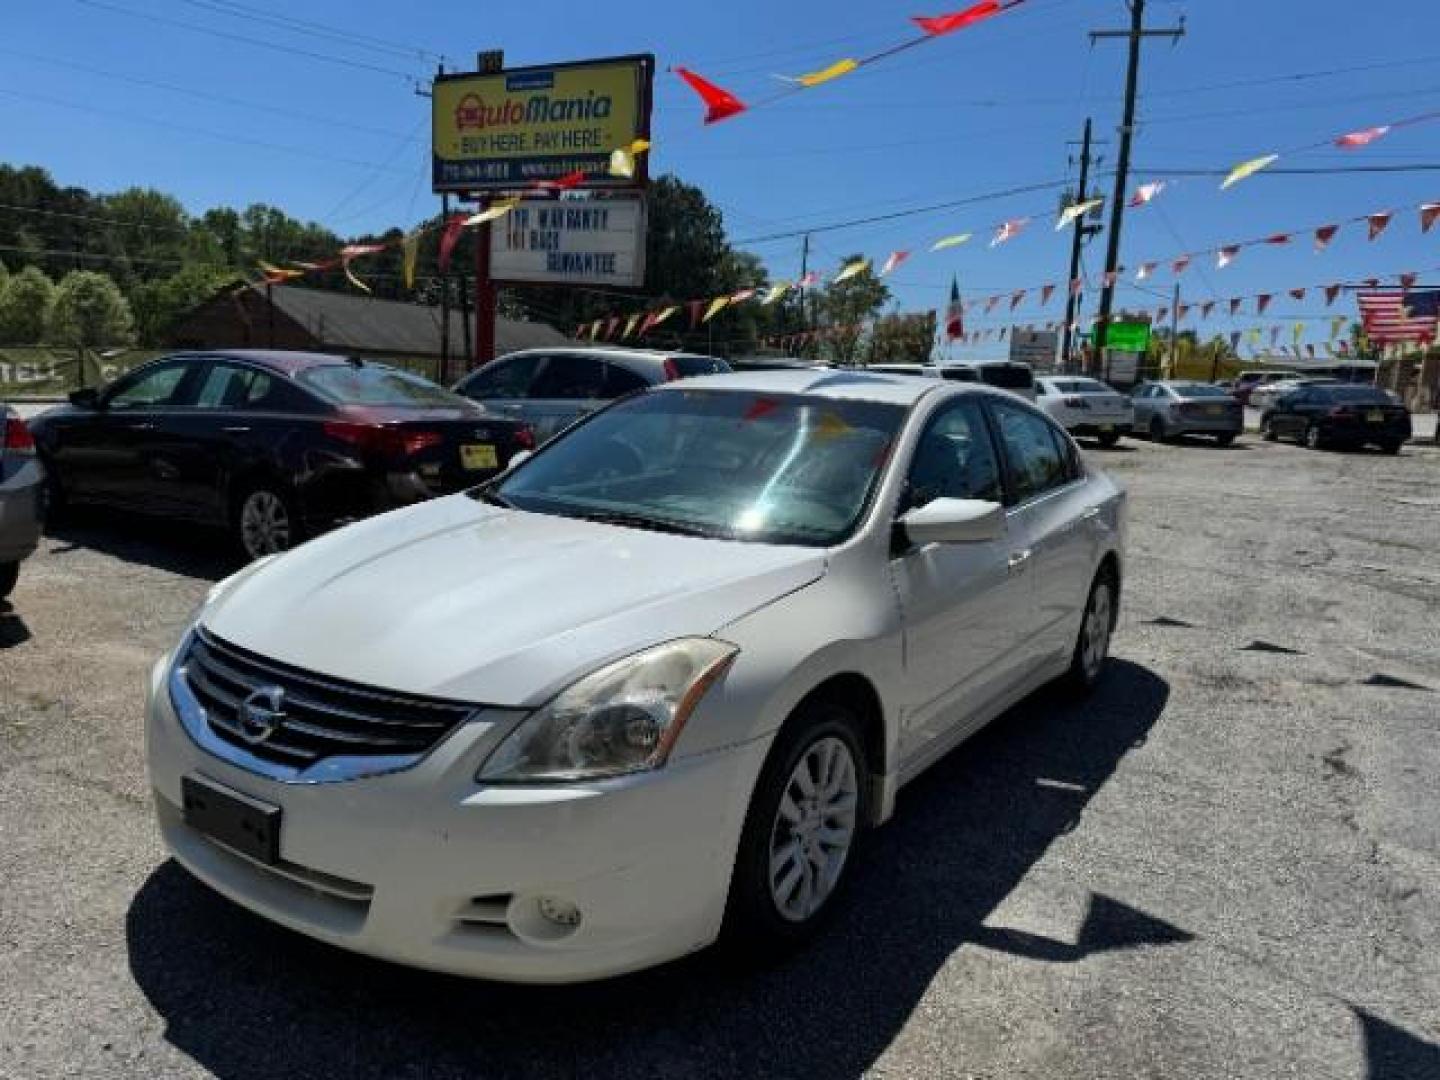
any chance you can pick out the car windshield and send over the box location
[1049,379,1110,394]
[1169,383,1231,398]
[297,363,466,408]
[490,388,906,547]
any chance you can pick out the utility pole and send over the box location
[1171,281,1182,380]
[1090,1,1184,378]
[1061,118,1103,371]
[796,233,811,353]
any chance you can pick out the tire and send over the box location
[0,561,17,601]
[1379,440,1402,456]
[1214,432,1236,447]
[232,480,301,561]
[1260,416,1278,441]
[1304,423,1326,451]
[1061,566,1117,696]
[1096,431,1121,448]
[1148,416,1170,443]
[725,700,870,952]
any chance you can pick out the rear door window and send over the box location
[602,362,650,397]
[458,354,547,400]
[989,400,1071,504]
[528,354,608,399]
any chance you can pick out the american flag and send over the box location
[1357,288,1440,343]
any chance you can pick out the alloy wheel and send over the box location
[768,736,858,923]
[240,490,292,558]
[1081,578,1113,683]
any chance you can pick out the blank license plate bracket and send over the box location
[182,775,281,865]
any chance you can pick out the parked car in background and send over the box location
[1248,377,1338,413]
[921,364,982,383]
[0,404,45,600]
[1035,376,1134,446]
[955,361,1037,401]
[728,356,827,373]
[1230,370,1302,406]
[1132,381,1244,445]
[30,351,533,560]
[867,363,930,377]
[146,369,1126,983]
[1261,384,1411,453]
[453,347,730,443]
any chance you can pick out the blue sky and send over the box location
[3,0,1438,357]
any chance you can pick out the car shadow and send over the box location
[1160,436,1250,450]
[0,599,30,649]
[125,660,1169,1080]
[44,507,239,582]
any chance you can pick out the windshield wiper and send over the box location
[473,487,515,509]
[569,510,721,538]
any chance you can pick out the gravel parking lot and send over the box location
[2,432,1438,1079]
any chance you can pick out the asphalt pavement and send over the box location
[1,433,1438,1079]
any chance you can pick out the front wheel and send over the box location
[1096,431,1121,448]
[1304,423,1326,450]
[1149,416,1170,443]
[0,561,17,600]
[232,481,301,561]
[1214,432,1236,447]
[1261,416,1278,441]
[1061,567,1116,696]
[1379,440,1402,456]
[725,701,869,951]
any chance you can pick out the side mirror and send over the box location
[897,498,1005,547]
[506,449,533,470]
[69,387,100,409]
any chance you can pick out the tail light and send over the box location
[323,421,444,458]
[1062,396,1089,408]
[2,415,36,457]
[514,425,536,451]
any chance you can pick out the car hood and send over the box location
[201,495,826,706]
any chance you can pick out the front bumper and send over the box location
[144,652,768,983]
[1168,413,1243,435]
[0,458,44,563]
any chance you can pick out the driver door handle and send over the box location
[1008,549,1032,574]
[126,422,155,431]
[222,426,251,434]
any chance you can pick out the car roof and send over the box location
[653,368,969,405]
[170,349,362,376]
[499,346,718,364]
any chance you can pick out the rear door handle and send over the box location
[1008,549,1033,573]
[126,422,155,431]
[222,426,251,434]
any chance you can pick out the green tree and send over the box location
[46,270,134,348]
[815,258,890,366]
[130,264,242,345]
[0,265,56,343]
[868,309,937,364]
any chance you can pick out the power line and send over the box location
[170,0,454,66]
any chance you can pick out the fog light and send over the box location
[538,896,581,928]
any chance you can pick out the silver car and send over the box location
[1131,381,1244,445]
[0,405,45,599]
[453,347,729,443]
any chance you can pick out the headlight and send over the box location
[478,638,738,783]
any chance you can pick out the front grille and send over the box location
[183,630,474,768]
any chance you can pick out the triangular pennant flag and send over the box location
[674,67,747,124]
[1292,322,1304,344]
[401,231,421,290]
[788,58,858,87]
[1056,197,1103,230]
[437,213,469,272]
[587,321,602,341]
[1009,290,1026,311]
[536,169,587,191]
[1040,284,1056,306]
[1335,125,1390,149]
[638,311,661,337]
[1257,294,1273,314]
[338,243,385,293]
[834,258,870,283]
[257,260,304,283]
[798,271,820,288]
[1324,284,1341,306]
[703,296,730,322]
[1136,262,1157,280]
[604,317,620,340]
[1102,271,1118,288]
[1216,246,1240,269]
[880,251,911,276]
[608,148,637,178]
[1221,154,1279,190]
[1367,210,1393,240]
[1264,233,1291,245]
[762,282,792,305]
[654,305,679,328]
[1421,202,1440,234]
[913,1,1002,36]
[1200,301,1216,319]
[622,312,642,339]
[464,196,521,227]
[1129,181,1166,207]
[984,296,1000,314]
[1399,271,1418,288]
[990,218,1029,247]
[1172,255,1191,275]
[1069,277,1083,296]
[1314,224,1339,251]
[687,299,705,329]
[1229,298,1242,316]
[931,232,972,251]
[729,287,758,303]
[1289,288,1307,301]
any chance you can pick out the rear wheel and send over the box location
[1061,567,1116,696]
[1260,416,1278,441]
[0,561,17,600]
[1304,423,1326,450]
[1379,439,1402,455]
[233,481,300,561]
[725,700,869,951]
[1214,432,1236,447]
[1148,416,1170,443]
[1096,431,1121,448]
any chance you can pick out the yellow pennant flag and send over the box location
[623,312,642,339]
[1221,154,1279,190]
[1055,198,1103,231]
[811,411,853,440]
[1330,315,1347,340]
[257,260,303,281]
[703,296,730,323]
[401,231,421,290]
[342,261,371,294]
[652,304,679,326]
[834,258,869,283]
[464,196,521,227]
[609,148,637,178]
[1292,322,1304,345]
[762,282,792,305]
[628,138,651,154]
[793,58,858,87]
[930,233,972,251]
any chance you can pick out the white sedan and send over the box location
[146,370,1126,983]
[1035,376,1135,446]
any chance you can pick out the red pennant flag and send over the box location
[1040,284,1056,306]
[913,1,1002,36]
[1201,301,1216,319]
[1136,261,1158,280]
[1324,284,1341,306]
[1229,298,1242,316]
[604,317,620,340]
[1102,271,1118,288]
[1420,203,1440,234]
[1176,303,1190,321]
[674,67,747,124]
[637,311,660,336]
[1069,277,1083,297]
[1399,271,1418,288]
[687,299,705,329]
[984,296,999,314]
[1257,294,1273,314]
[1264,233,1291,245]
[1009,290,1026,311]
[880,250,911,276]
[1335,125,1390,149]
[534,169,587,192]
[1172,255,1191,275]
[1367,210,1393,240]
[437,213,469,273]
[1314,224,1339,251]
[1216,245,1240,269]
[1289,288,1306,301]
[990,218,1029,246]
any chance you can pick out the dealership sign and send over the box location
[491,196,646,287]
[432,55,654,192]
[1009,329,1058,369]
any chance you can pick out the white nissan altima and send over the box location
[145,369,1125,983]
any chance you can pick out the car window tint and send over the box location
[978,365,1034,391]
[904,398,1003,510]
[602,362,649,397]
[459,354,545,399]
[298,364,465,408]
[193,363,265,409]
[528,355,607,399]
[106,363,189,410]
[991,401,1069,503]
[667,355,728,377]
